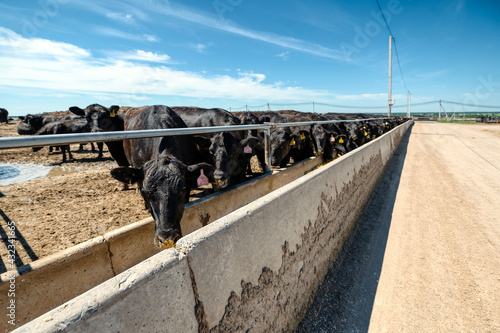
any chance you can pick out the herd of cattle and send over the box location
[12,104,408,248]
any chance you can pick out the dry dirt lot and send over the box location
[298,121,499,333]
[0,120,262,272]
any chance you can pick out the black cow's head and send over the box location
[268,130,294,167]
[332,134,348,158]
[110,158,213,249]
[342,122,360,141]
[311,124,334,157]
[17,114,44,135]
[209,132,243,190]
[358,124,371,143]
[196,132,260,190]
[238,111,260,137]
[69,104,120,132]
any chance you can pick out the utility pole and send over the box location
[388,36,393,116]
[406,90,410,117]
[409,91,411,117]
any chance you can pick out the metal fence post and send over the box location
[264,127,272,173]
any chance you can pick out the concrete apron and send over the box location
[12,120,412,333]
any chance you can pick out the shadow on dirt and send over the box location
[296,124,413,333]
[0,208,38,274]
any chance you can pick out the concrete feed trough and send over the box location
[11,120,412,332]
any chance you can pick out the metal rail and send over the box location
[0,117,394,173]
[0,117,391,149]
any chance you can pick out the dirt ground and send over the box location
[298,122,500,332]
[0,120,263,272]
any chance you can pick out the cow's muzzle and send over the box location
[315,150,324,157]
[212,178,229,190]
[154,232,181,249]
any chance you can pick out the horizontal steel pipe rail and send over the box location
[0,118,392,149]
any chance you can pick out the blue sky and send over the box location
[1,0,499,116]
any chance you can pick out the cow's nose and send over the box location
[154,230,181,249]
[213,170,226,180]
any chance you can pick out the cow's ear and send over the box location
[240,136,260,148]
[110,167,143,184]
[259,116,271,123]
[69,106,85,116]
[186,163,215,186]
[298,130,309,140]
[110,105,120,117]
[193,136,211,150]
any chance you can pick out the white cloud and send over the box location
[336,93,406,102]
[0,28,330,103]
[141,1,345,61]
[0,27,90,59]
[106,12,135,24]
[238,72,266,83]
[416,69,449,79]
[189,43,207,53]
[114,50,172,63]
[336,93,387,101]
[94,26,159,42]
[277,51,290,61]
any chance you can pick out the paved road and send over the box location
[297,122,500,333]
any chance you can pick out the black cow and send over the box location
[31,118,97,163]
[276,112,316,163]
[233,111,266,174]
[252,111,299,168]
[16,113,99,154]
[172,107,259,190]
[69,104,129,168]
[323,114,361,152]
[109,105,213,248]
[17,113,80,135]
[0,108,8,123]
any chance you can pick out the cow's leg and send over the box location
[61,146,67,163]
[77,144,84,152]
[66,145,73,160]
[97,142,103,159]
[90,142,96,153]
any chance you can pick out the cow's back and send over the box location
[123,105,194,168]
[172,106,240,128]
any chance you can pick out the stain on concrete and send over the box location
[189,262,208,333]
[199,213,211,227]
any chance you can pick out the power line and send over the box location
[392,39,408,91]
[441,100,500,109]
[375,1,409,93]
[375,0,393,36]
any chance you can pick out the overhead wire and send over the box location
[376,0,409,95]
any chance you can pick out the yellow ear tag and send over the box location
[290,138,296,146]
[339,138,344,144]
[300,133,306,140]
[110,110,117,117]
[364,131,368,136]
